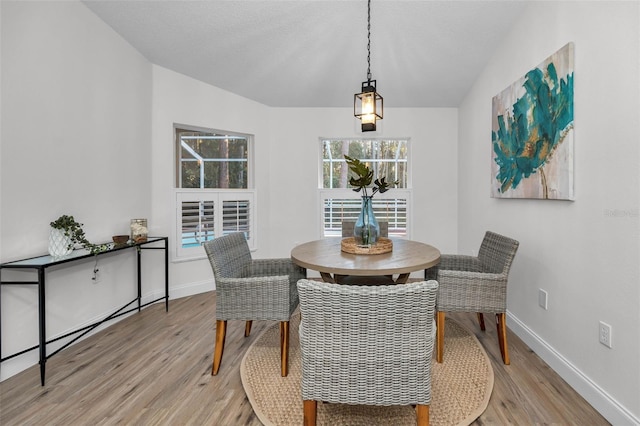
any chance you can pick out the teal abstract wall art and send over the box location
[491,42,574,200]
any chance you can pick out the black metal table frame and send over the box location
[0,236,169,385]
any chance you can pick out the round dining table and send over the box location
[291,238,440,284]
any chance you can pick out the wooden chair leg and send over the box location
[212,320,227,375]
[280,321,289,377]
[477,312,486,331]
[245,320,253,337]
[303,400,317,426]
[416,404,430,426]
[496,313,510,365]
[436,311,445,363]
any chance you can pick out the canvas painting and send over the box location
[491,42,574,200]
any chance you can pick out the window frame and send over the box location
[318,138,412,239]
[174,124,256,261]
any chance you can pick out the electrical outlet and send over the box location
[538,289,548,310]
[599,321,612,348]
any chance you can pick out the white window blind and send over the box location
[176,190,256,260]
[320,189,410,238]
[181,200,215,247]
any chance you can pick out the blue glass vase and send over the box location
[354,196,380,246]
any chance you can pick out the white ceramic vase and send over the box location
[48,228,73,257]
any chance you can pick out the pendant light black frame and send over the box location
[354,0,383,132]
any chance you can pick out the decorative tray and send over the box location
[341,237,393,255]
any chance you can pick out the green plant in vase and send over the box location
[49,215,109,256]
[344,155,398,246]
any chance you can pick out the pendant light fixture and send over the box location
[354,0,383,132]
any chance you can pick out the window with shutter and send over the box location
[222,199,251,238]
[181,200,215,247]
[322,195,408,237]
[175,125,255,260]
[320,138,411,238]
[176,191,256,259]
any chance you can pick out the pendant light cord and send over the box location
[366,0,372,82]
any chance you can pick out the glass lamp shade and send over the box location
[354,80,383,132]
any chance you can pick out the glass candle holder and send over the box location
[130,219,148,243]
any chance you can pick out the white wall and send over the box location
[0,0,3,268]
[0,1,152,380]
[458,2,640,424]
[152,67,459,293]
[3,3,634,425]
[150,66,273,297]
[0,0,459,381]
[264,107,459,256]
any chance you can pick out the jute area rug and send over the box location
[241,312,494,426]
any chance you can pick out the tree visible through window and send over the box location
[320,139,410,237]
[322,139,407,190]
[177,129,248,189]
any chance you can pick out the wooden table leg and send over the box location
[395,273,410,284]
[319,272,335,283]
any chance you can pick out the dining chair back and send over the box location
[477,231,519,276]
[296,279,438,426]
[206,233,252,281]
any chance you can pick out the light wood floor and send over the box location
[0,291,609,425]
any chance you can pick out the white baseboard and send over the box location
[507,311,639,426]
[166,278,214,300]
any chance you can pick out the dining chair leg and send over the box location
[245,320,253,337]
[303,400,317,426]
[477,313,486,331]
[496,313,510,365]
[280,321,289,377]
[212,320,227,375]
[436,311,445,363]
[416,404,430,426]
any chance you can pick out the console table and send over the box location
[0,236,169,385]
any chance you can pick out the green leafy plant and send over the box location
[344,155,398,197]
[50,215,109,255]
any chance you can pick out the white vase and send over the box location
[48,228,73,257]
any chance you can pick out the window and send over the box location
[175,126,255,260]
[177,128,249,189]
[320,138,411,238]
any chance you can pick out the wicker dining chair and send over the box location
[296,279,438,426]
[335,220,395,285]
[203,232,306,377]
[428,231,519,364]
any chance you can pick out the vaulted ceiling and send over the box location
[83,0,529,108]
